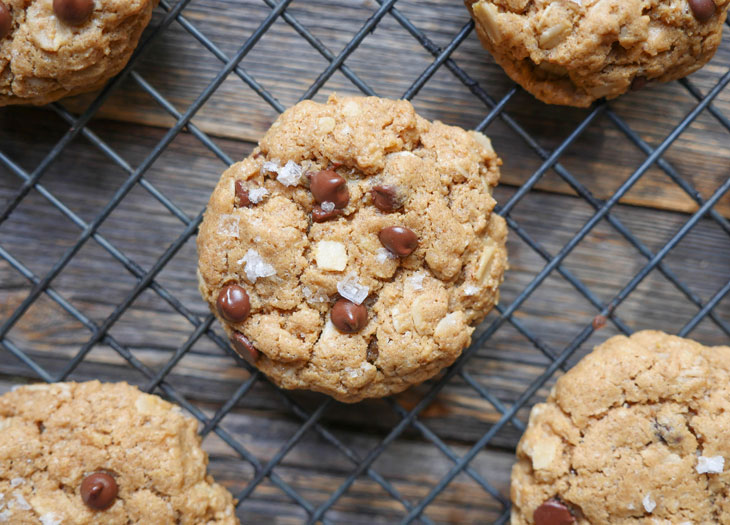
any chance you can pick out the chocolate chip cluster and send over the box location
[218,163,422,365]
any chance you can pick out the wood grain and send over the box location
[0,1,729,523]
[58,0,730,218]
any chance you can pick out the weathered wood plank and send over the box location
[51,0,730,218]
[0,117,728,454]
[1,2,729,522]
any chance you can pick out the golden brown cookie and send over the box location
[0,0,157,106]
[511,331,730,524]
[466,0,730,107]
[197,94,508,403]
[0,381,239,524]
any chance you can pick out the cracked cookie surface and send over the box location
[197,94,507,403]
[0,381,238,524]
[0,0,157,106]
[466,0,730,107]
[511,331,730,524]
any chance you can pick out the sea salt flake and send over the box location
[408,272,425,291]
[697,455,724,474]
[276,160,303,186]
[13,492,31,511]
[302,286,328,304]
[321,201,335,212]
[239,249,276,283]
[9,479,23,488]
[337,273,369,305]
[375,248,395,264]
[262,161,280,174]
[247,187,269,203]
[218,214,239,238]
[0,510,9,522]
[464,284,480,296]
[345,367,362,379]
[40,513,62,525]
[642,494,656,513]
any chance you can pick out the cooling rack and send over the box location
[1,1,729,523]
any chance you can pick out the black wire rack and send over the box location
[1,1,729,523]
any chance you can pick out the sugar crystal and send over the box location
[13,492,30,511]
[337,273,369,305]
[239,249,276,283]
[464,284,480,296]
[40,513,62,525]
[218,214,239,238]
[642,494,656,513]
[376,248,395,264]
[277,160,303,186]
[408,272,425,291]
[247,187,269,203]
[262,161,279,174]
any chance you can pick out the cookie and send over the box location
[511,331,730,524]
[0,381,239,524]
[197,94,507,403]
[0,0,157,106]
[466,0,730,107]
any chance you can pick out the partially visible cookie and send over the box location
[466,0,730,107]
[197,94,508,403]
[0,381,238,524]
[0,0,157,106]
[511,331,730,524]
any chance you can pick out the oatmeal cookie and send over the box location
[197,94,507,403]
[466,0,729,106]
[0,0,157,106]
[511,331,730,524]
[0,381,238,524]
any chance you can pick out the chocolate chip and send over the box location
[371,185,401,212]
[689,0,716,21]
[53,0,94,25]
[216,284,250,323]
[331,298,368,334]
[630,76,647,91]
[80,472,117,511]
[312,204,343,222]
[534,499,575,525]
[378,226,418,257]
[231,331,260,364]
[310,170,349,208]
[592,315,607,330]
[235,180,251,207]
[0,2,12,39]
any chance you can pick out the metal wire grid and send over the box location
[0,0,729,522]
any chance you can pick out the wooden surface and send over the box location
[1,1,729,523]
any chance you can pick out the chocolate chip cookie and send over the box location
[466,0,730,107]
[0,381,238,524]
[197,94,508,403]
[0,0,157,106]
[511,331,730,524]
